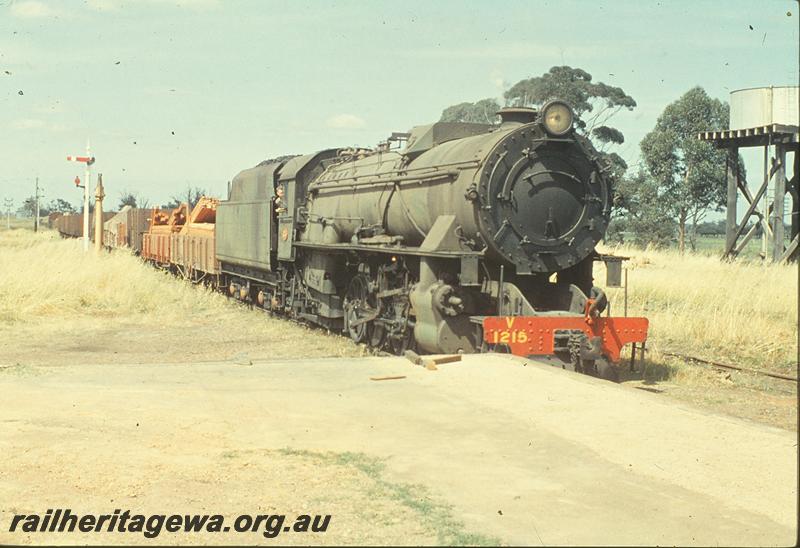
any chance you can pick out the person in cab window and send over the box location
[274,185,287,215]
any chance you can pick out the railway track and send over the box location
[48,229,800,386]
[660,351,797,383]
[177,263,796,384]
[218,278,798,385]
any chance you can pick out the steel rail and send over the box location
[661,351,798,382]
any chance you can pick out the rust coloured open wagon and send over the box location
[142,204,187,265]
[170,197,220,282]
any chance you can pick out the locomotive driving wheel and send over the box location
[343,274,378,344]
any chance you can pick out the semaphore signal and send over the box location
[66,156,95,165]
[66,141,94,252]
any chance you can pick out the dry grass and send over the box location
[0,229,361,364]
[596,243,798,375]
[0,229,228,325]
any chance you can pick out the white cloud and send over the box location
[403,42,606,61]
[160,0,219,7]
[10,118,45,130]
[142,86,196,97]
[85,0,219,11]
[326,114,366,129]
[9,118,69,132]
[84,0,123,10]
[32,101,64,114]
[490,71,508,95]
[10,0,60,18]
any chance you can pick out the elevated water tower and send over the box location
[698,85,799,262]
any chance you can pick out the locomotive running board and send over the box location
[481,315,649,362]
[293,240,483,259]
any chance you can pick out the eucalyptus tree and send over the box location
[639,86,731,253]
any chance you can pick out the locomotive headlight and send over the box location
[541,100,574,136]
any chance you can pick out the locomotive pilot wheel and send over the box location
[369,320,386,348]
[594,357,620,382]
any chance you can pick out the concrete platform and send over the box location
[0,354,796,545]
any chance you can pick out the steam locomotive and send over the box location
[64,100,649,380]
[216,101,647,379]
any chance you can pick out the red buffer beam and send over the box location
[483,316,649,362]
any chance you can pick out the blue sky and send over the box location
[0,0,797,209]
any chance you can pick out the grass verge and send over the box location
[0,229,361,364]
[596,243,797,429]
[277,448,500,546]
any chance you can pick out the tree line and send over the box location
[440,66,732,253]
[20,71,732,254]
[17,185,210,217]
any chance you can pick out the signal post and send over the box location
[67,141,95,252]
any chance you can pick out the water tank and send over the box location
[729,86,799,130]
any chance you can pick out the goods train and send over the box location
[56,101,648,380]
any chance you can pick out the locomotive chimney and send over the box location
[496,107,537,127]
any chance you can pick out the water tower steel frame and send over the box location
[698,123,798,262]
